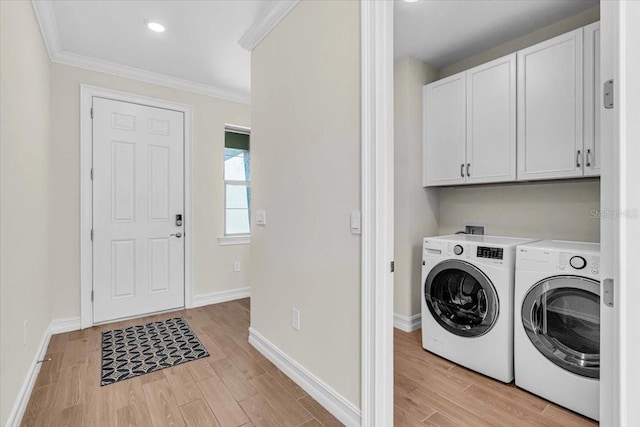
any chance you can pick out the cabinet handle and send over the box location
[460,164,464,178]
[576,150,582,168]
[587,149,592,167]
[466,163,470,177]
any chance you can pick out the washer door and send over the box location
[522,276,600,379]
[425,260,499,337]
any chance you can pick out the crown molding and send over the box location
[238,0,300,51]
[31,0,251,105]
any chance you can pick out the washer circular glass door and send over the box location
[522,276,600,379]
[424,260,499,337]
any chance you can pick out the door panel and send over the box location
[517,29,584,180]
[93,97,184,323]
[466,54,516,184]
[112,240,135,298]
[423,73,466,186]
[112,141,136,221]
[584,22,601,177]
[149,145,170,221]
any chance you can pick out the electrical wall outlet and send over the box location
[234,261,241,272]
[291,308,300,330]
[465,225,485,235]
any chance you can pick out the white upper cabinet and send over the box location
[583,22,601,177]
[423,54,516,187]
[517,28,584,181]
[466,54,516,184]
[423,73,466,186]
[423,23,599,186]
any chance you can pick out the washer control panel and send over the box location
[453,245,464,255]
[477,246,504,260]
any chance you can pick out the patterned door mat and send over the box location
[101,317,209,386]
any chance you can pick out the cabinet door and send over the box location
[517,28,584,181]
[423,73,466,186]
[584,22,601,177]
[466,54,516,184]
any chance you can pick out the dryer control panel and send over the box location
[517,246,600,280]
[559,252,600,276]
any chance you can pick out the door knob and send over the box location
[170,232,183,238]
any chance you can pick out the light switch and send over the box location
[350,211,361,235]
[256,209,266,226]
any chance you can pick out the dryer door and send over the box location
[522,276,600,379]
[425,260,499,337]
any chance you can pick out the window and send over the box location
[224,127,251,236]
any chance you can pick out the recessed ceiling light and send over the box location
[404,0,419,2]
[147,22,165,33]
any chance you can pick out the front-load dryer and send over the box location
[421,234,536,383]
[515,240,600,420]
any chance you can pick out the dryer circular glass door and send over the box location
[522,276,600,379]
[424,260,499,337]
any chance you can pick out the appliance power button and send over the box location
[570,256,587,270]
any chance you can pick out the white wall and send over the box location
[0,2,52,424]
[436,6,601,244]
[250,0,361,407]
[394,57,439,318]
[48,64,252,320]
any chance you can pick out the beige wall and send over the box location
[440,6,599,78]
[394,57,439,318]
[49,64,252,320]
[0,1,52,424]
[438,180,600,242]
[250,0,361,407]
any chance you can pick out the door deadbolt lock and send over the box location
[175,214,183,227]
[170,232,183,238]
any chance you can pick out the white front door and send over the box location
[92,97,185,323]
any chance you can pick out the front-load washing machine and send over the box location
[515,240,600,420]
[421,234,536,383]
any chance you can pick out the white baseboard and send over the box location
[50,317,81,334]
[248,328,361,427]
[192,287,251,308]
[393,313,422,332]
[5,326,51,427]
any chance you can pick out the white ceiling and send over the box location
[46,0,271,102]
[395,0,598,67]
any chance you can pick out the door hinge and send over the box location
[604,79,614,109]
[390,261,394,273]
[90,229,94,241]
[91,290,94,302]
[603,278,614,307]
[90,168,93,180]
[90,107,93,119]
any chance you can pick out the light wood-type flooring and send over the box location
[394,328,598,426]
[21,298,598,426]
[21,299,342,427]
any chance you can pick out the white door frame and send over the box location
[618,2,640,423]
[79,84,194,329]
[601,1,640,425]
[360,1,394,426]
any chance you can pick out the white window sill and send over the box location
[218,235,251,246]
